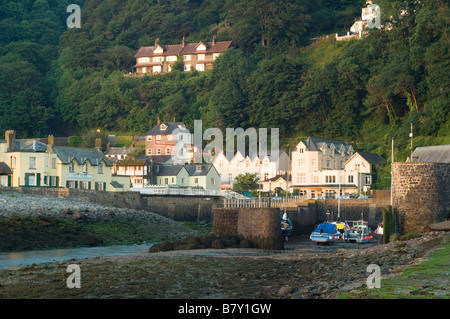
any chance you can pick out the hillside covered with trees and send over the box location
[0,0,449,188]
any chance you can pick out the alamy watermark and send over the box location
[67,4,81,29]
[67,264,81,288]
[170,120,280,167]
[366,264,381,289]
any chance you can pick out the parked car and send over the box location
[242,191,254,199]
[338,194,356,199]
[310,223,341,244]
[316,196,330,200]
[358,195,372,199]
[271,196,284,201]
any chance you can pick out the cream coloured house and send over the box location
[291,136,383,198]
[0,131,130,192]
[212,150,289,190]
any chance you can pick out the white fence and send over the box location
[223,196,308,208]
[131,187,220,196]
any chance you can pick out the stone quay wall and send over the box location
[212,208,284,250]
[392,162,450,233]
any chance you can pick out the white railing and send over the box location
[223,195,308,208]
[131,186,220,196]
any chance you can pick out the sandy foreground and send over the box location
[0,231,448,300]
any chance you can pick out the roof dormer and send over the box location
[160,123,167,130]
[196,42,207,52]
[154,45,164,54]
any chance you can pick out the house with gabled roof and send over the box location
[0,130,130,192]
[132,36,232,75]
[290,136,384,198]
[144,119,196,164]
[212,149,289,190]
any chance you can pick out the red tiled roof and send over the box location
[134,40,232,58]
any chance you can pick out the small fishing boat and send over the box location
[344,220,373,243]
[310,223,341,244]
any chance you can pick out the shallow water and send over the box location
[0,243,154,270]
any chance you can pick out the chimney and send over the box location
[182,36,186,48]
[155,38,159,46]
[157,118,161,126]
[47,135,54,153]
[95,138,102,152]
[212,35,216,46]
[5,130,15,152]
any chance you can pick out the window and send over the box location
[299,159,304,167]
[322,148,327,155]
[299,173,306,183]
[164,178,168,184]
[348,175,354,183]
[171,178,174,183]
[139,57,149,63]
[28,173,36,186]
[354,164,360,171]
[219,161,224,168]
[81,181,89,190]
[246,161,250,168]
[98,163,103,174]
[211,178,215,185]
[228,174,233,183]
[153,65,162,73]
[184,55,191,61]
[196,64,205,71]
[156,135,161,140]
[166,56,177,62]
[83,163,88,173]
[50,176,57,187]
[312,176,319,183]
[299,148,304,153]
[264,173,269,181]
[52,158,56,169]
[95,182,104,191]
[167,135,172,141]
[166,148,171,155]
[194,178,198,184]
[327,160,331,168]
[325,176,336,183]
[184,64,192,71]
[152,56,164,62]
[147,149,152,155]
[147,136,152,141]
[197,54,205,60]
[213,53,220,60]
[311,159,315,167]
[156,148,161,155]
[311,190,315,199]
[365,175,372,185]
[69,161,74,172]
[29,157,36,169]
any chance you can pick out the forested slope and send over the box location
[0,0,449,188]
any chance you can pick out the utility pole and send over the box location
[410,118,414,161]
[391,137,394,207]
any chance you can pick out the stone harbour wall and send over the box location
[392,162,450,233]
[212,208,284,250]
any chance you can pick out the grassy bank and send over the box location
[337,238,450,299]
[0,216,210,252]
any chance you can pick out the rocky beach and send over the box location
[0,190,448,299]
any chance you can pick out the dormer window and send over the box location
[196,43,206,51]
[196,165,202,172]
[154,45,164,54]
[160,123,167,130]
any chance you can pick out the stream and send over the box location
[0,243,154,270]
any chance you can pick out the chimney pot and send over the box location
[5,130,16,152]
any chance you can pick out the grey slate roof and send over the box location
[155,164,185,176]
[410,145,450,163]
[358,152,384,165]
[13,140,48,152]
[303,136,352,153]
[185,164,214,176]
[0,162,12,175]
[145,122,189,136]
[53,146,112,166]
